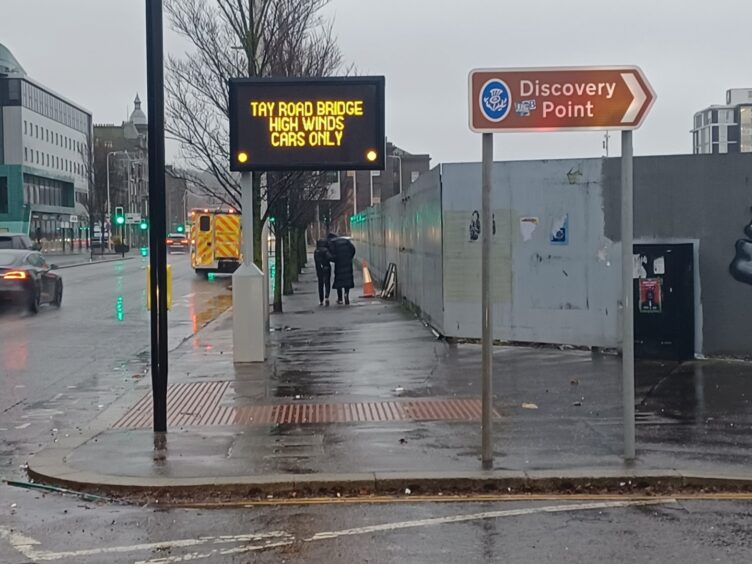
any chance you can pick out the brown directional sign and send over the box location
[469,66,655,133]
[229,76,385,171]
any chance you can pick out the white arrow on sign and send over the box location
[621,72,648,124]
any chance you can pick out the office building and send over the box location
[692,88,752,154]
[0,42,92,250]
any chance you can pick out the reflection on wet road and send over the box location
[0,254,232,471]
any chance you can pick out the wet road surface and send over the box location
[2,495,752,563]
[0,254,232,556]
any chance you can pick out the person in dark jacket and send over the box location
[313,239,334,306]
[327,233,356,305]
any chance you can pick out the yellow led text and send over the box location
[250,99,365,148]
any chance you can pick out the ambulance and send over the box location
[189,208,242,275]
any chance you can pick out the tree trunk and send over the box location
[298,228,308,268]
[288,230,300,284]
[283,229,294,295]
[273,228,283,312]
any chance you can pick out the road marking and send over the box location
[1,499,675,563]
[14,422,31,430]
[305,499,674,541]
[0,527,292,562]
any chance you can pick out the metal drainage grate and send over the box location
[113,382,497,429]
[113,381,231,429]
[232,399,494,425]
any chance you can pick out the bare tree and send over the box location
[80,139,109,254]
[164,0,346,264]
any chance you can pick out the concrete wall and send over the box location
[603,153,752,356]
[352,167,445,332]
[441,160,619,346]
[356,153,752,356]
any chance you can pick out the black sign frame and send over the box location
[229,76,385,172]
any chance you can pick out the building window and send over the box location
[24,120,27,135]
[24,148,28,162]
[35,125,39,138]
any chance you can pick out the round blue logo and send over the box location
[479,79,512,122]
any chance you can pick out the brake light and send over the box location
[166,239,173,244]
[3,271,27,280]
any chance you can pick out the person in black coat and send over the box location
[327,233,356,305]
[313,238,334,306]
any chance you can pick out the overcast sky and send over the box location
[2,0,751,166]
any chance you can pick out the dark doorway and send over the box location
[634,243,695,361]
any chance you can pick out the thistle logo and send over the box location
[480,79,511,122]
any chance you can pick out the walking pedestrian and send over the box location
[314,238,334,306]
[327,233,356,305]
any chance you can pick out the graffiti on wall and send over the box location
[730,219,752,285]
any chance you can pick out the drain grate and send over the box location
[113,382,496,429]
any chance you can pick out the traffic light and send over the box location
[176,224,185,233]
[114,206,125,226]
[140,219,148,231]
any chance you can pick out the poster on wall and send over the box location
[639,278,662,313]
[550,214,569,245]
[520,217,539,242]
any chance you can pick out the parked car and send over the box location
[166,233,189,253]
[0,232,41,251]
[0,250,62,313]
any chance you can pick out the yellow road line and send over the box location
[162,492,752,509]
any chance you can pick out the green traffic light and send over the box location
[140,247,148,257]
[115,216,125,225]
[140,221,148,230]
[176,225,184,233]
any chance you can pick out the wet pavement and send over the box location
[3,256,752,564]
[21,257,752,489]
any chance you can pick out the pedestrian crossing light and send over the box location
[140,219,148,230]
[114,206,125,226]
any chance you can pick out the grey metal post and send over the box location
[481,132,494,470]
[621,130,635,460]
[241,172,254,266]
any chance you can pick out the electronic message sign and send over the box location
[229,76,385,171]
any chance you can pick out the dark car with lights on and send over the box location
[166,233,189,253]
[0,250,62,313]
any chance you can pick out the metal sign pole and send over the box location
[621,130,635,460]
[146,0,168,433]
[481,132,494,470]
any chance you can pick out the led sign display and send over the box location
[229,76,385,171]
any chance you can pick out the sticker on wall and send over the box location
[653,256,665,275]
[469,210,480,241]
[633,254,647,279]
[550,214,569,245]
[520,217,539,242]
[468,211,497,241]
[639,278,662,313]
